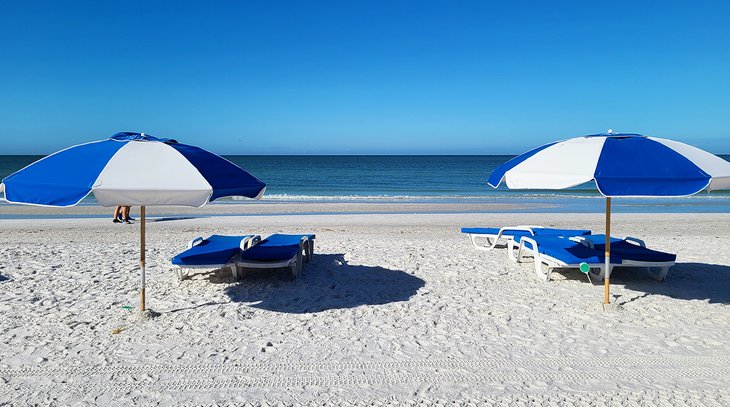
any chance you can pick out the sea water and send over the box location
[1,155,730,213]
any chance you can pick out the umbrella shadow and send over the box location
[0,274,8,283]
[222,254,425,313]
[617,262,730,304]
[166,300,229,314]
[551,262,730,304]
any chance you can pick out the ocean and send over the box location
[2,155,730,213]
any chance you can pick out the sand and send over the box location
[1,208,730,406]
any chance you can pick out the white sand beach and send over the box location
[2,208,730,405]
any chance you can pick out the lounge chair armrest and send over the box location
[516,236,539,262]
[519,236,537,249]
[188,237,203,249]
[499,226,542,236]
[623,236,646,247]
[518,236,554,281]
[492,226,542,251]
[570,235,593,248]
[514,225,544,231]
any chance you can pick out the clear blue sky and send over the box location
[1,0,728,155]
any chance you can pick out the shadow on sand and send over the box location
[165,300,229,314]
[221,254,425,313]
[0,274,8,283]
[551,262,730,304]
[619,262,730,304]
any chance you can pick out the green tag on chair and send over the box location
[579,262,590,273]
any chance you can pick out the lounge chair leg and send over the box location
[469,235,501,252]
[589,267,605,281]
[469,235,480,250]
[230,265,238,281]
[534,260,550,282]
[659,266,670,281]
[291,247,305,280]
[305,240,313,263]
[485,237,494,248]
[648,266,670,282]
[508,241,520,263]
[477,236,492,251]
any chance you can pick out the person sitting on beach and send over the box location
[113,206,134,223]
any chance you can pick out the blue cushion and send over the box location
[582,235,676,263]
[239,234,315,262]
[171,235,246,266]
[525,236,623,265]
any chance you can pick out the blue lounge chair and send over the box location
[574,235,676,281]
[461,226,592,251]
[512,234,676,282]
[237,234,315,280]
[171,234,256,280]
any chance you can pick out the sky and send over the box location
[0,0,729,155]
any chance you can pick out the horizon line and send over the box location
[2,152,730,157]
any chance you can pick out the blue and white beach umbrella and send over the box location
[488,132,730,196]
[488,131,730,304]
[1,132,266,311]
[1,132,266,207]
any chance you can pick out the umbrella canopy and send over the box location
[1,132,266,312]
[488,132,730,196]
[488,131,730,305]
[2,132,266,207]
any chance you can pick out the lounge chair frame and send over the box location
[172,235,257,281]
[464,225,545,251]
[236,235,314,280]
[510,236,673,282]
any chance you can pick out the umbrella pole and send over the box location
[140,206,146,312]
[604,197,611,304]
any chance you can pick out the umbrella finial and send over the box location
[607,129,615,134]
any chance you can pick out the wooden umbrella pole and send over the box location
[140,206,146,312]
[604,197,611,305]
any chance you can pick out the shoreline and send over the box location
[2,199,730,219]
[0,201,526,218]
